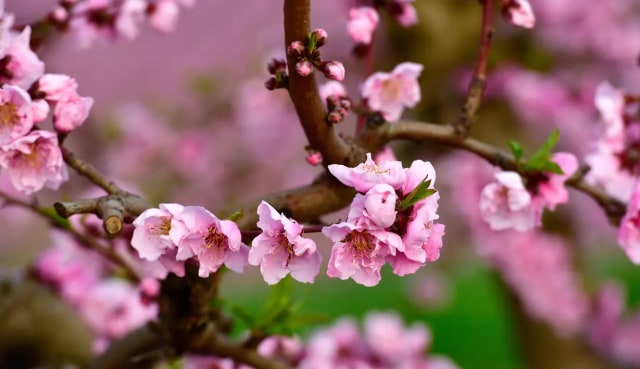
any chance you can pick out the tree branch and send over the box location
[283,0,354,166]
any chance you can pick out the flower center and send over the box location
[344,230,375,257]
[204,225,227,249]
[146,217,170,236]
[276,233,295,266]
[362,161,391,176]
[0,102,18,128]
[381,78,401,101]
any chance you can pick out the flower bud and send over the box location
[306,151,323,166]
[321,61,345,81]
[264,77,277,90]
[287,41,306,57]
[327,111,343,124]
[311,28,328,47]
[296,59,313,77]
[267,58,287,75]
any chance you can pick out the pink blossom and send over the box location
[170,205,249,277]
[533,152,578,210]
[618,181,640,264]
[300,318,369,368]
[594,81,625,143]
[374,146,396,163]
[149,0,180,33]
[328,152,405,193]
[0,84,33,146]
[1,27,45,89]
[249,201,322,284]
[364,312,430,363]
[38,74,79,101]
[502,0,536,29]
[131,203,185,260]
[395,3,418,27]
[347,7,379,45]
[31,99,50,123]
[321,61,345,81]
[53,93,94,133]
[585,141,635,202]
[479,171,535,231]
[78,279,157,349]
[115,0,147,40]
[322,208,403,286]
[361,62,423,121]
[305,151,322,166]
[0,130,67,194]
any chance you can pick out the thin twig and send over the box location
[61,146,120,194]
[454,0,495,137]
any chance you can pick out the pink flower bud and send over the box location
[327,111,343,124]
[306,151,323,166]
[296,59,313,77]
[502,0,535,29]
[287,41,306,57]
[322,61,345,81]
[311,28,328,47]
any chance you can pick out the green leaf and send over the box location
[508,140,523,162]
[538,161,564,175]
[528,129,560,165]
[226,209,243,222]
[307,32,317,51]
[397,179,437,211]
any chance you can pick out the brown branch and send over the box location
[61,146,120,194]
[382,120,627,224]
[453,0,495,137]
[89,325,164,369]
[283,0,354,166]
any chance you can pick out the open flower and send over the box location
[0,84,33,146]
[249,201,321,284]
[480,171,535,231]
[361,62,423,121]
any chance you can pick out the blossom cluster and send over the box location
[323,153,444,286]
[0,7,94,195]
[479,153,578,231]
[183,312,458,369]
[46,0,196,48]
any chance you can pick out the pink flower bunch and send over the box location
[361,62,423,122]
[323,153,444,286]
[64,0,196,48]
[249,201,322,284]
[501,0,536,29]
[299,312,457,369]
[585,81,640,202]
[131,203,249,278]
[479,153,578,231]
[34,228,159,353]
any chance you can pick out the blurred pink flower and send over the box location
[361,62,423,121]
[618,181,640,264]
[347,6,379,45]
[502,0,536,29]
[479,171,535,231]
[0,84,33,146]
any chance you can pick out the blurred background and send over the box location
[2,1,640,368]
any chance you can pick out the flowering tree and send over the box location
[1,0,640,368]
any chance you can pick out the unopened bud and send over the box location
[267,58,287,75]
[306,151,323,166]
[321,61,345,81]
[311,28,328,47]
[327,111,343,124]
[264,77,277,90]
[296,59,313,77]
[340,98,352,111]
[287,41,306,57]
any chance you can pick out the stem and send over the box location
[454,0,495,137]
[62,145,120,194]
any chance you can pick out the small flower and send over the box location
[170,206,249,277]
[394,3,418,27]
[310,28,328,47]
[361,62,423,121]
[131,203,185,260]
[363,183,398,228]
[501,0,535,29]
[305,151,322,166]
[321,61,345,81]
[479,171,535,231]
[533,152,578,210]
[0,84,33,146]
[53,92,94,133]
[347,7,379,45]
[148,0,180,33]
[249,201,322,284]
[287,41,306,57]
[0,130,67,194]
[618,181,640,264]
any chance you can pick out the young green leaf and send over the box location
[528,129,560,165]
[397,179,437,211]
[508,140,523,163]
